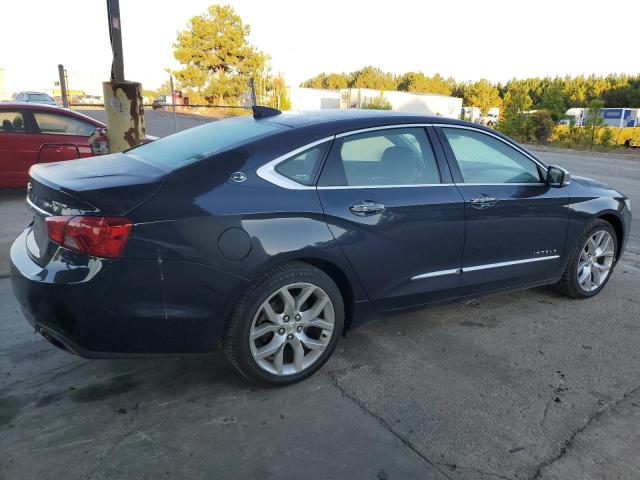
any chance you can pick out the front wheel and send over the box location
[556,220,617,298]
[223,262,344,386]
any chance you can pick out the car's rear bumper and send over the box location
[10,230,247,357]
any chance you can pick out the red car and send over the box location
[0,103,105,188]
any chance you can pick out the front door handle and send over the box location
[469,194,498,209]
[349,200,386,216]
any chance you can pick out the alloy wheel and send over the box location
[577,230,615,292]
[249,282,335,376]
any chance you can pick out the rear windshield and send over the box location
[127,117,282,169]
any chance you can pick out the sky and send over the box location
[1,0,639,96]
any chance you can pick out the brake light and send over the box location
[45,216,133,258]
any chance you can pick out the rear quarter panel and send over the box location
[126,143,369,306]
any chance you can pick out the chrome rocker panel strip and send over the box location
[412,255,560,280]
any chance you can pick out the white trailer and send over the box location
[563,107,639,127]
[339,88,463,119]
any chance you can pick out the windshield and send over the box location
[127,117,283,169]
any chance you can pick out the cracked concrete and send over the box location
[534,387,640,480]
[1,149,639,479]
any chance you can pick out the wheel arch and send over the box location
[598,212,625,260]
[298,257,355,335]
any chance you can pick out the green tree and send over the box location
[326,73,349,89]
[540,83,566,121]
[600,127,614,149]
[463,79,501,114]
[351,66,397,90]
[173,5,268,105]
[266,74,291,110]
[397,72,453,95]
[584,99,605,148]
[497,84,532,141]
[361,92,392,110]
[525,111,555,144]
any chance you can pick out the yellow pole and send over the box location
[102,81,145,153]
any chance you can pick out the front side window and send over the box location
[332,128,440,187]
[34,112,96,136]
[0,111,26,133]
[275,144,326,186]
[442,128,541,184]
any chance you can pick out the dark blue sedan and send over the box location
[10,108,631,385]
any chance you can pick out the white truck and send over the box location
[478,107,500,127]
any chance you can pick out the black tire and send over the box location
[556,219,617,299]
[223,261,344,386]
[624,140,630,149]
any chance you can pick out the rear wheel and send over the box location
[556,219,617,298]
[223,262,344,386]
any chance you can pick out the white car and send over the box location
[14,91,57,106]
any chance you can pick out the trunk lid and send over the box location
[25,152,167,265]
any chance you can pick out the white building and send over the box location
[339,88,462,119]
[287,87,463,119]
[288,87,341,111]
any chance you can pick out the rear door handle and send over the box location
[469,195,498,209]
[349,200,386,216]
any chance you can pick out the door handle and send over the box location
[469,195,498,209]
[349,200,386,216]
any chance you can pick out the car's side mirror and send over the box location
[547,164,570,187]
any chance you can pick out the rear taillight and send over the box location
[45,216,133,259]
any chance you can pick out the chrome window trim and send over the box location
[255,136,334,190]
[456,183,547,187]
[412,255,560,280]
[317,183,454,190]
[256,122,549,190]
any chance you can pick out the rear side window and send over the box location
[34,112,96,136]
[442,128,541,184]
[128,117,283,169]
[275,144,327,186]
[0,111,26,133]
[328,128,440,187]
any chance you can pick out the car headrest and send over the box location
[2,120,14,132]
[380,146,420,183]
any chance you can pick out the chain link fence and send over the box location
[69,104,251,138]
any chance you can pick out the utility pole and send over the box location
[169,74,177,133]
[102,0,145,153]
[57,64,69,108]
[249,78,257,106]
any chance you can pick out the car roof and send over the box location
[260,109,477,135]
[0,102,105,126]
